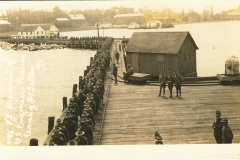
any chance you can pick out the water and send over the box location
[0,48,95,146]
[1,21,240,146]
[62,21,240,76]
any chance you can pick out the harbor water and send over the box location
[1,21,240,145]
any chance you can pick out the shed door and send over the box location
[131,53,139,72]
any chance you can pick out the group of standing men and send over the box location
[159,70,182,98]
[212,110,234,144]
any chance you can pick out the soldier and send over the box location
[50,129,67,145]
[167,71,174,98]
[212,110,223,144]
[113,63,118,84]
[64,115,77,140]
[123,64,133,83]
[79,118,94,145]
[158,70,166,97]
[74,129,88,145]
[55,119,69,142]
[221,118,233,144]
[155,131,163,144]
[115,52,120,64]
[174,71,182,97]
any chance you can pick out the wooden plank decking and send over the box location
[97,40,240,145]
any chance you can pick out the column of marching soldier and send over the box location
[48,37,114,145]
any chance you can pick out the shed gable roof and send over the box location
[126,32,198,54]
[69,14,85,20]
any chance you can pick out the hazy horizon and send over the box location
[0,0,240,15]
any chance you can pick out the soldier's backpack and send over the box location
[225,129,233,140]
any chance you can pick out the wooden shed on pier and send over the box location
[125,32,199,77]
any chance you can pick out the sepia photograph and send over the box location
[0,0,240,159]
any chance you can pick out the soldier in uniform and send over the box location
[115,52,120,64]
[221,118,233,144]
[167,71,174,98]
[158,70,166,97]
[212,110,223,144]
[123,64,133,83]
[74,129,88,145]
[64,115,77,140]
[56,119,69,142]
[155,131,163,144]
[174,71,182,97]
[112,63,118,84]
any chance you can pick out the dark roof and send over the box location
[18,26,37,32]
[126,32,198,54]
[40,25,52,30]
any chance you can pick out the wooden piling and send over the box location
[29,138,38,146]
[72,84,78,96]
[79,76,83,90]
[48,116,55,134]
[87,66,90,72]
[63,97,67,111]
[84,70,88,79]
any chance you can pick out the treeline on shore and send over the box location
[2,5,240,27]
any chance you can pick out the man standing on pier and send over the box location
[167,71,174,98]
[174,71,182,97]
[212,110,223,144]
[221,118,233,144]
[112,63,118,84]
[158,70,166,97]
[115,52,120,64]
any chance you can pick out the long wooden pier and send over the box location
[97,40,240,144]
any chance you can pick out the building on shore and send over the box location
[69,14,86,27]
[125,32,199,77]
[128,22,140,29]
[146,19,162,28]
[114,13,146,25]
[55,18,71,28]
[0,20,11,32]
[17,24,59,38]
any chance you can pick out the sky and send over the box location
[0,0,240,15]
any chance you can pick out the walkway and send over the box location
[97,40,240,145]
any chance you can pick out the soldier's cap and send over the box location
[216,110,221,116]
[155,131,160,136]
[81,111,89,117]
[221,117,228,123]
[75,130,85,136]
[57,119,61,123]
[68,140,77,145]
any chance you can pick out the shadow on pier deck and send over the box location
[99,40,240,145]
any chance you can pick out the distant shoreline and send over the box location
[1,19,240,36]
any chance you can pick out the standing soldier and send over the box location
[113,63,118,84]
[167,71,174,98]
[221,118,233,144]
[115,52,120,64]
[174,71,182,97]
[212,110,223,144]
[158,70,166,97]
